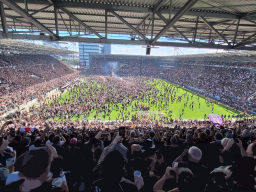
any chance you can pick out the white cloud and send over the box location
[111,44,223,56]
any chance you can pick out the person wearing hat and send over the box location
[67,138,83,179]
[184,133,195,145]
[15,136,31,159]
[225,131,233,139]
[172,146,208,192]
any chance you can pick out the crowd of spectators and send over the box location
[162,66,256,111]
[0,117,255,192]
[0,55,255,191]
[0,54,78,115]
[1,54,60,67]
[179,61,256,67]
[89,59,256,112]
[0,69,255,191]
[89,58,159,77]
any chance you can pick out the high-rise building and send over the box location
[79,43,111,67]
[103,44,111,54]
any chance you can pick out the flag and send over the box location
[20,128,25,132]
[208,114,223,125]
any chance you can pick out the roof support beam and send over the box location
[24,0,28,12]
[151,12,155,39]
[13,19,16,30]
[0,2,8,33]
[135,0,167,37]
[54,5,59,36]
[105,10,107,39]
[234,32,256,48]
[30,4,53,16]
[1,0,57,39]
[4,32,256,50]
[200,16,230,46]
[136,14,151,30]
[156,12,191,43]
[151,0,198,45]
[58,10,70,36]
[58,7,103,38]
[10,0,242,20]
[169,0,172,20]
[233,18,240,46]
[8,30,41,33]
[193,16,199,44]
[109,10,149,41]
[155,0,167,12]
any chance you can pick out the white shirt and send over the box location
[46,140,65,146]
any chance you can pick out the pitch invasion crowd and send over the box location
[32,75,234,122]
[162,66,256,110]
[89,59,256,111]
[0,54,79,115]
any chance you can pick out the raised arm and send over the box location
[0,121,13,137]
[173,148,188,165]
[236,138,247,157]
[39,122,50,141]
[98,133,122,165]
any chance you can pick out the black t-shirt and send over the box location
[161,145,183,167]
[238,136,249,150]
[177,161,209,192]
[8,143,19,151]
[0,151,12,167]
[16,145,29,159]
[4,179,63,192]
[52,144,66,160]
[91,179,138,192]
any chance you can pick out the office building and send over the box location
[79,43,111,67]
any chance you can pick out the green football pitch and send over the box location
[52,78,239,121]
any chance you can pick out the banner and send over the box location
[208,114,223,125]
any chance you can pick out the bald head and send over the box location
[221,138,229,148]
[188,146,202,162]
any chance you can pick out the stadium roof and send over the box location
[2,0,256,52]
[0,38,78,55]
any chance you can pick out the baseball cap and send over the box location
[186,133,193,140]
[20,137,31,146]
[225,132,233,139]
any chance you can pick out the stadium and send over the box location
[0,0,256,192]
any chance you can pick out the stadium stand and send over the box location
[88,55,256,114]
[0,53,255,192]
[0,54,78,115]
